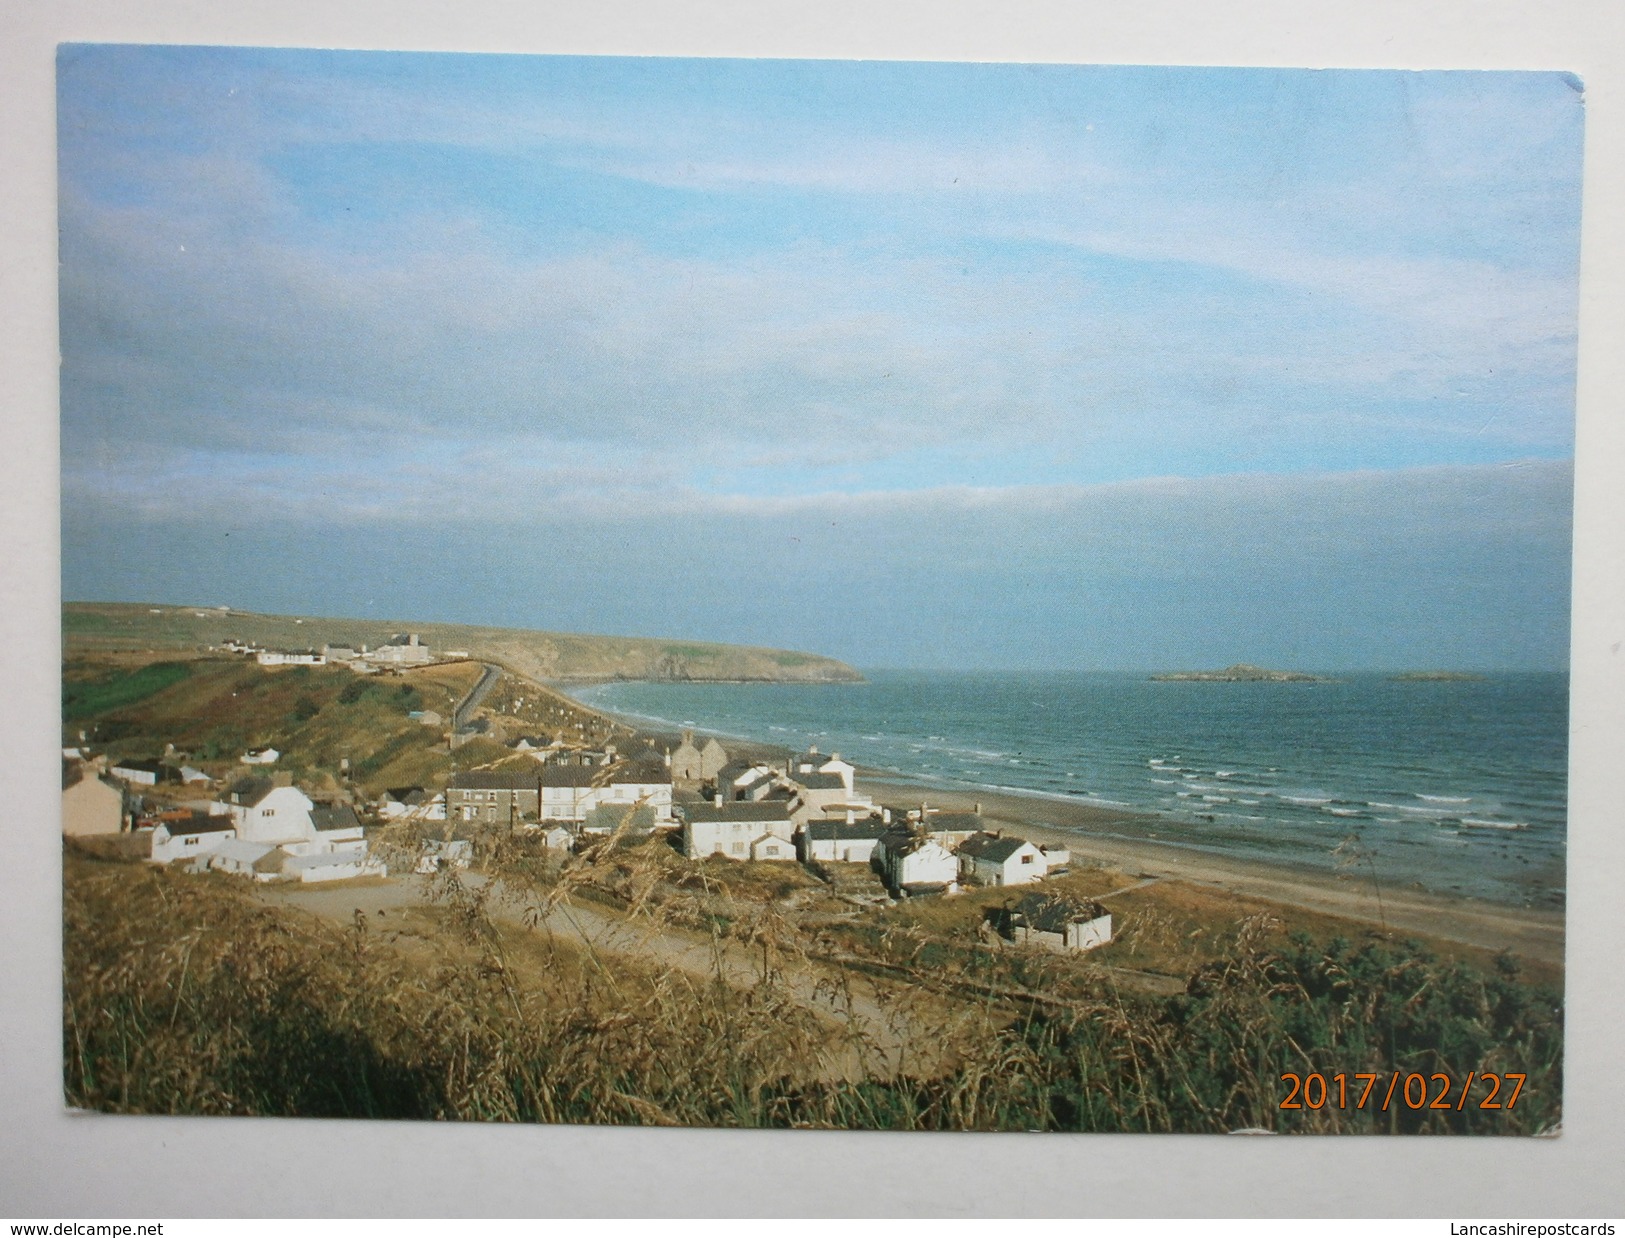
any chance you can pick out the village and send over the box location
[62,633,1114,954]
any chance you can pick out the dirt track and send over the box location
[260,872,924,1076]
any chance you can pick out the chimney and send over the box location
[809,745,819,756]
[714,792,724,807]
[409,633,419,646]
[682,729,694,745]
[830,752,840,763]
[882,808,891,824]
[845,809,855,825]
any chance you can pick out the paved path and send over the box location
[451,663,502,735]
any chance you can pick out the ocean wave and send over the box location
[1418,794,1471,804]
[1461,818,1527,830]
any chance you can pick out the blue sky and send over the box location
[57,48,1583,669]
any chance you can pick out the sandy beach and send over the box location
[580,711,1566,970]
[862,773,1564,967]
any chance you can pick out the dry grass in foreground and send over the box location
[63,846,1563,1133]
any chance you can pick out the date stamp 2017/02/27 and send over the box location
[1279,1071,1527,1112]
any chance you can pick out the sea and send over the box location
[569,670,1568,909]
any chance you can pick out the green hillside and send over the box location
[63,602,865,684]
[61,655,523,797]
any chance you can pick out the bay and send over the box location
[570,670,1568,907]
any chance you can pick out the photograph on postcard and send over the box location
[57,47,1576,1133]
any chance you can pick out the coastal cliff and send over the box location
[62,602,865,685]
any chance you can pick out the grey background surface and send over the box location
[3,0,1623,1218]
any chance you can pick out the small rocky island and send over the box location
[1389,670,1487,682]
[1151,663,1330,683]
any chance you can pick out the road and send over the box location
[451,662,502,735]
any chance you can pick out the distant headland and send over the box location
[62,601,865,685]
[1150,663,1330,683]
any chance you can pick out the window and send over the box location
[263,809,274,817]
[1021,853,1034,865]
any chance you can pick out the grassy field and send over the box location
[64,601,864,685]
[62,653,488,796]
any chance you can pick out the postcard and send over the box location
[57,46,1579,1136]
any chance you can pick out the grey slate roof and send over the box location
[611,759,672,787]
[684,801,795,824]
[310,804,363,833]
[450,770,544,791]
[957,833,1034,863]
[804,820,886,841]
[227,776,277,806]
[539,765,602,788]
[794,772,847,791]
[113,758,167,775]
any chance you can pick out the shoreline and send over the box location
[556,690,1566,969]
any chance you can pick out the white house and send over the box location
[209,784,376,882]
[305,803,367,856]
[902,809,986,850]
[256,649,326,666]
[998,893,1113,952]
[228,779,316,845]
[539,825,575,851]
[713,760,784,802]
[682,800,796,860]
[596,760,675,824]
[149,814,236,864]
[362,634,434,666]
[875,829,959,895]
[110,758,166,786]
[750,834,797,862]
[240,747,280,766]
[956,832,1048,887]
[799,819,888,864]
[788,747,856,794]
[786,771,868,824]
[378,787,445,821]
[284,851,384,883]
[378,787,426,820]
